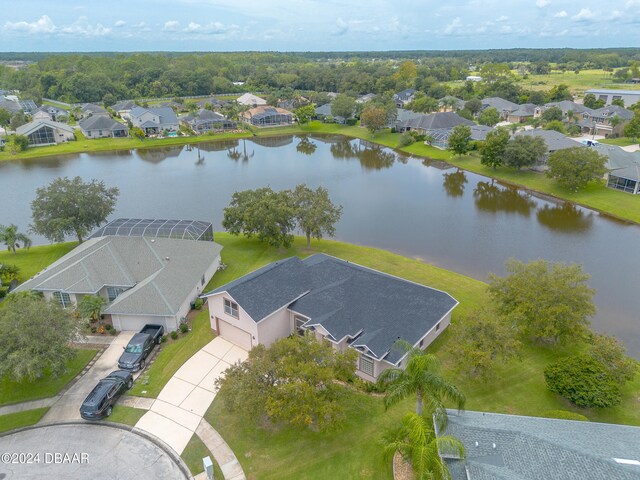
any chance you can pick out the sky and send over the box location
[2,0,639,52]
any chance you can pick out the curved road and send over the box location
[0,423,189,480]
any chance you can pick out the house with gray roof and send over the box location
[33,105,69,122]
[397,111,476,149]
[16,119,75,146]
[505,103,537,123]
[585,89,640,107]
[111,100,137,119]
[79,115,129,139]
[394,89,417,108]
[16,234,222,332]
[579,105,634,137]
[129,106,179,135]
[514,129,580,165]
[180,109,237,134]
[439,96,466,111]
[0,96,22,114]
[78,103,109,119]
[438,410,640,480]
[594,144,640,194]
[534,100,593,119]
[202,254,457,381]
[480,97,520,119]
[314,103,346,124]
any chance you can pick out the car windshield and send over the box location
[125,344,143,353]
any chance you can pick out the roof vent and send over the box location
[475,441,479,447]
[492,443,496,449]
[614,458,640,466]
[150,238,155,242]
[165,257,170,261]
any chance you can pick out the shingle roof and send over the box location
[589,105,634,120]
[81,103,108,115]
[544,100,593,115]
[204,254,457,363]
[595,145,640,181]
[0,97,22,113]
[79,115,128,132]
[508,103,537,117]
[400,111,475,131]
[441,410,640,480]
[16,237,222,317]
[481,97,519,112]
[112,100,136,112]
[469,124,495,141]
[236,93,267,106]
[514,129,579,153]
[15,119,75,136]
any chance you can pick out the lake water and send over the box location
[1,134,639,356]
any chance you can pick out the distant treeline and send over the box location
[0,48,639,104]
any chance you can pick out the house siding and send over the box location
[207,293,258,347]
[257,308,292,347]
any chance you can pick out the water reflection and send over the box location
[137,145,184,164]
[536,203,593,233]
[198,139,239,152]
[330,139,396,170]
[473,181,536,216]
[0,153,80,171]
[249,136,293,148]
[227,139,254,163]
[442,169,468,198]
[296,137,317,155]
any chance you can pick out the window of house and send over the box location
[107,287,126,302]
[201,275,205,286]
[53,291,71,308]
[359,355,374,377]
[436,322,441,331]
[419,338,424,348]
[294,315,307,336]
[224,298,239,318]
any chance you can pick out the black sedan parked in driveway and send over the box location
[80,370,133,420]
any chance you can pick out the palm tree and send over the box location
[378,340,465,428]
[0,224,32,254]
[384,412,465,480]
[77,294,107,323]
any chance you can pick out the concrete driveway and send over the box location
[0,423,189,479]
[136,336,248,455]
[41,332,136,423]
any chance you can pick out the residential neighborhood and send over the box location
[1,11,640,480]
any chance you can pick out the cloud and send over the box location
[164,20,180,31]
[443,17,463,35]
[333,17,349,36]
[114,20,126,28]
[571,8,595,22]
[3,15,56,34]
[59,17,111,36]
[535,0,550,7]
[626,0,640,6]
[496,15,509,22]
[183,21,239,35]
[609,10,623,20]
[553,10,568,18]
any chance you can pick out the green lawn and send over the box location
[0,349,97,406]
[206,233,640,479]
[600,137,638,147]
[446,153,640,224]
[128,309,215,397]
[104,405,147,426]
[0,408,49,434]
[181,433,224,478]
[0,242,77,282]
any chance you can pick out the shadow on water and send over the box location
[0,152,80,171]
[442,169,468,198]
[473,180,536,217]
[198,139,239,152]
[536,202,594,233]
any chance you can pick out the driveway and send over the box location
[135,336,248,455]
[0,423,189,479]
[40,331,136,423]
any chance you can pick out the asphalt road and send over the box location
[0,423,189,479]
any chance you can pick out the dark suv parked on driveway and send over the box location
[80,370,133,420]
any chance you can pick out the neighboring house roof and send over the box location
[111,100,136,112]
[81,103,108,115]
[242,106,293,121]
[543,100,593,115]
[356,93,376,103]
[19,100,38,114]
[400,111,475,131]
[79,115,128,132]
[34,105,69,117]
[481,97,519,112]
[586,88,640,96]
[469,124,495,141]
[236,93,267,106]
[196,97,226,108]
[395,89,417,98]
[15,119,75,136]
[396,108,423,123]
[0,97,22,113]
[595,145,640,181]
[589,105,634,121]
[514,129,578,153]
[129,106,179,128]
[440,410,640,480]
[508,103,537,117]
[181,109,230,125]
[16,236,222,317]
[438,96,466,110]
[204,254,458,364]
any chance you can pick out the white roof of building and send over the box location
[236,93,267,106]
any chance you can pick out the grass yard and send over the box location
[206,233,640,479]
[0,408,49,434]
[104,405,147,426]
[128,309,215,398]
[446,153,640,224]
[600,137,639,147]
[0,242,77,282]
[181,433,224,478]
[0,349,97,406]
[516,69,640,94]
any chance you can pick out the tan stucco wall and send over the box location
[207,293,258,347]
[257,307,292,348]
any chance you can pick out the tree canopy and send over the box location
[478,107,500,126]
[331,94,356,120]
[291,184,343,249]
[0,294,82,382]
[360,105,388,133]
[480,127,510,169]
[215,332,357,431]
[488,258,595,344]
[447,125,472,156]
[503,135,547,169]
[546,147,607,191]
[30,176,119,243]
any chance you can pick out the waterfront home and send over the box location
[241,106,293,127]
[15,119,75,146]
[79,115,129,139]
[180,109,237,133]
[236,93,267,107]
[595,144,640,195]
[129,106,179,135]
[396,111,476,148]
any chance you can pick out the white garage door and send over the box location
[114,315,169,332]
[217,319,252,350]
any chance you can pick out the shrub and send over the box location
[179,323,189,334]
[345,118,357,126]
[542,410,589,421]
[161,334,168,343]
[398,133,415,148]
[170,331,179,340]
[544,355,621,408]
[194,298,204,310]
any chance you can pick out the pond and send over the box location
[1,134,639,356]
